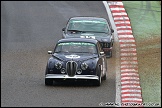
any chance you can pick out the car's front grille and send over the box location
[66,61,77,77]
[100,42,110,48]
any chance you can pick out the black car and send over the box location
[45,38,107,86]
[62,17,114,57]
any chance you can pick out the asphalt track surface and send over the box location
[1,1,120,107]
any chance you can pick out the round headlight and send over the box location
[81,62,88,70]
[55,62,62,69]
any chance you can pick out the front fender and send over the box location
[47,57,55,69]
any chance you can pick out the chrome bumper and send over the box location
[45,74,99,80]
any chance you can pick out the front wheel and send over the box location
[102,73,107,80]
[106,50,112,58]
[94,67,102,86]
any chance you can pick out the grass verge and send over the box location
[122,1,161,107]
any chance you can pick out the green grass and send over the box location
[123,1,161,40]
[122,1,161,107]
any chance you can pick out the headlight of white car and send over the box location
[81,62,88,70]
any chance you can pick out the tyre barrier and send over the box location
[107,1,143,107]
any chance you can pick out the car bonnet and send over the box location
[66,32,111,42]
[52,53,98,62]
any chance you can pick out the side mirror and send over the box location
[48,51,53,54]
[111,28,114,33]
[100,52,104,55]
[62,27,65,31]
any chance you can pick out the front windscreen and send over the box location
[55,42,97,54]
[67,19,109,33]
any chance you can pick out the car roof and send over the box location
[57,38,98,44]
[69,16,107,21]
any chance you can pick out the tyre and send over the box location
[45,78,53,86]
[102,62,107,80]
[109,50,112,57]
[112,42,114,47]
[94,67,102,86]
[102,73,107,80]
[106,50,112,58]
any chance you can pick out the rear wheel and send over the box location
[45,79,53,86]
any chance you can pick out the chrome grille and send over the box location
[66,61,77,76]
